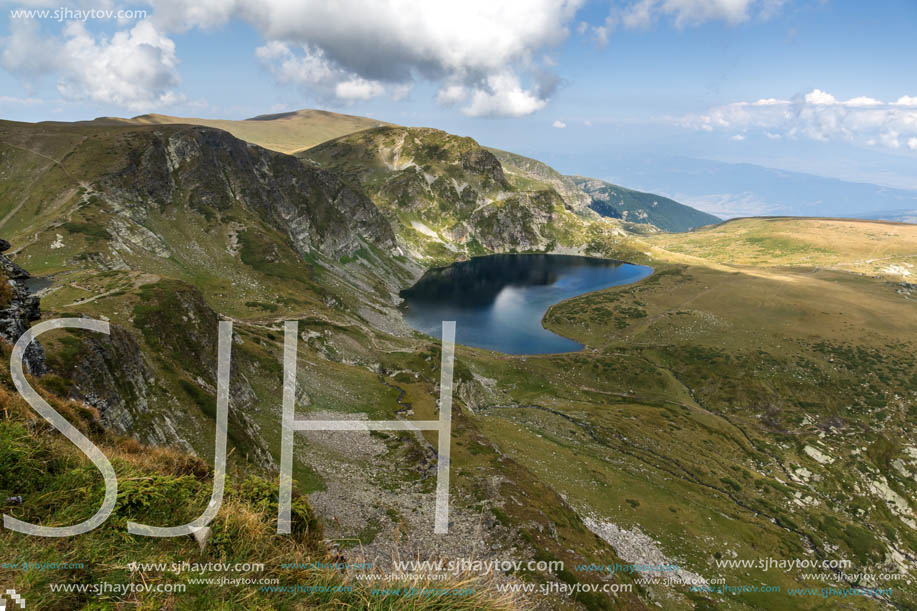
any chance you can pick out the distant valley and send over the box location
[536,153,917,222]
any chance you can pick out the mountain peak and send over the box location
[87,109,393,154]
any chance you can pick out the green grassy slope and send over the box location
[532,259,916,609]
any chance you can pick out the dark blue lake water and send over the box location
[400,254,652,354]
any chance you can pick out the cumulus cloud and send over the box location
[255,41,388,101]
[1,18,183,110]
[552,120,566,128]
[58,21,183,108]
[676,89,917,151]
[804,88,837,105]
[2,0,580,115]
[151,0,580,76]
[153,0,582,114]
[334,78,386,101]
[0,19,58,76]
[461,72,548,118]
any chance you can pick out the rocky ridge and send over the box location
[100,126,398,259]
[0,238,45,374]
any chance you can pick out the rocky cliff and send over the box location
[304,126,597,260]
[0,239,45,374]
[100,126,397,259]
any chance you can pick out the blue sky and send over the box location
[2,0,916,191]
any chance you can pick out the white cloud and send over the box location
[1,18,183,110]
[256,43,334,88]
[908,138,917,151]
[585,0,787,46]
[59,21,183,109]
[620,0,660,28]
[752,98,786,106]
[152,0,581,72]
[608,0,786,31]
[845,96,881,107]
[461,72,548,118]
[435,84,468,106]
[878,131,900,149]
[731,133,745,141]
[334,78,385,101]
[552,120,566,128]
[0,19,57,75]
[677,89,917,151]
[255,41,391,101]
[592,19,613,45]
[2,0,580,115]
[804,88,836,105]
[151,0,582,115]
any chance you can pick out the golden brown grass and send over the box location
[647,216,917,279]
[100,109,394,154]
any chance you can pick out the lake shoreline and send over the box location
[400,253,653,355]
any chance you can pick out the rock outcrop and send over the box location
[100,127,397,259]
[306,126,579,257]
[65,324,160,435]
[0,239,45,374]
[461,149,509,188]
[129,279,275,468]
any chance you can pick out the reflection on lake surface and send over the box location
[400,254,652,354]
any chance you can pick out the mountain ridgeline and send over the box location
[0,121,396,259]
[89,108,392,154]
[90,110,717,236]
[303,126,589,259]
[571,176,721,232]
